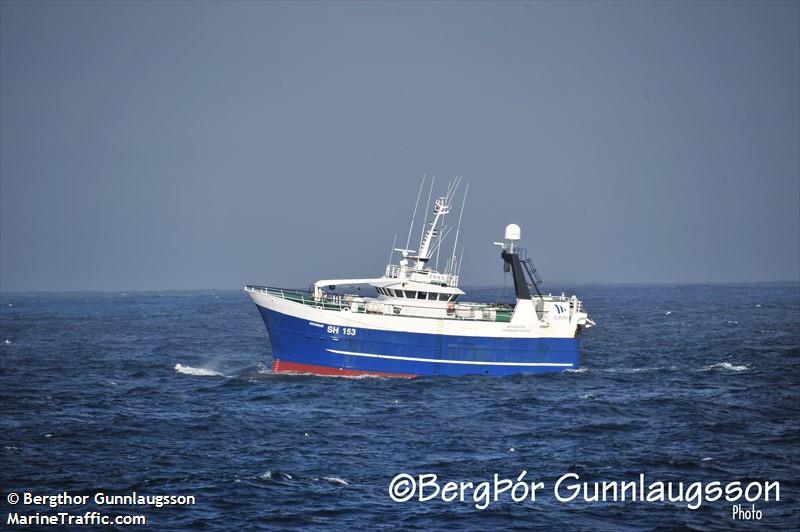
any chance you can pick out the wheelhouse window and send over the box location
[407,291,416,299]
[417,291,426,299]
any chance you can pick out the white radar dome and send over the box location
[504,223,521,241]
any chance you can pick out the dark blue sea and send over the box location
[1,284,798,530]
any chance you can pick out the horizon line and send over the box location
[1,280,799,295]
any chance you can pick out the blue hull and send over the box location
[257,305,580,377]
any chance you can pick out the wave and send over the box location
[228,363,273,381]
[258,471,349,486]
[700,362,750,372]
[174,363,224,377]
[259,470,293,481]
[322,476,349,486]
[625,366,677,373]
[232,362,386,380]
[585,366,676,374]
[596,363,748,374]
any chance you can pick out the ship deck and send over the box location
[246,285,584,323]
[245,285,515,322]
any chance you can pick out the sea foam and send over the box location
[701,362,749,372]
[174,363,223,377]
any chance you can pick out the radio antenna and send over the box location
[405,175,426,251]
[450,181,468,274]
[387,233,397,264]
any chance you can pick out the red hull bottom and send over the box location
[272,359,416,378]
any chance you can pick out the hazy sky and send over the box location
[1,1,798,291]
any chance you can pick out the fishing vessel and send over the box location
[245,177,594,377]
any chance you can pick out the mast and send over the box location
[415,176,462,270]
[417,177,435,253]
[415,197,449,269]
[495,224,531,300]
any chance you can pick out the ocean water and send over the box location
[1,284,798,530]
